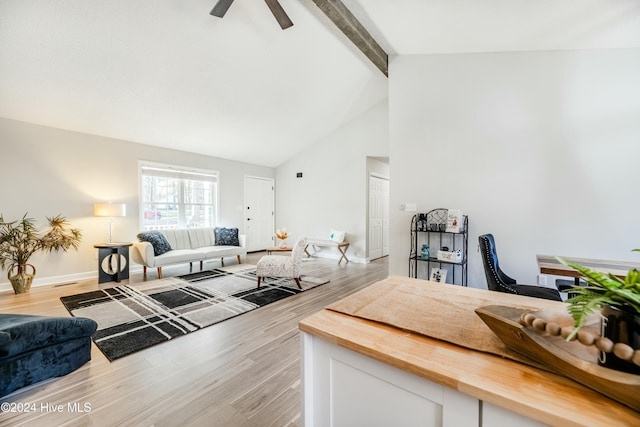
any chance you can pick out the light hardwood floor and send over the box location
[0,254,388,427]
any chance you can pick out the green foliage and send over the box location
[0,213,82,271]
[558,253,640,340]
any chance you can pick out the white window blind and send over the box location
[139,162,218,230]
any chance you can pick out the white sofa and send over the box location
[131,228,247,279]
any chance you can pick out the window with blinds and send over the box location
[139,162,218,230]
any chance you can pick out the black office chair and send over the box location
[478,234,562,301]
[555,278,586,292]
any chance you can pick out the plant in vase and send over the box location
[421,244,430,259]
[558,249,640,373]
[275,228,289,248]
[0,213,82,294]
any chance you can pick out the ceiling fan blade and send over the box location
[210,0,235,18]
[264,0,293,29]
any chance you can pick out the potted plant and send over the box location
[275,228,289,248]
[0,213,82,294]
[558,250,640,373]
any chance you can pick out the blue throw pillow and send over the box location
[214,227,240,246]
[137,231,172,256]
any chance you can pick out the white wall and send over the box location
[275,101,389,262]
[0,118,274,289]
[389,48,640,288]
[367,157,389,178]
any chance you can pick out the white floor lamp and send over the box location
[94,202,126,243]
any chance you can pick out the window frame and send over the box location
[138,160,219,230]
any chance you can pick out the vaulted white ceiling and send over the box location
[343,0,640,55]
[1,1,638,167]
[0,0,388,167]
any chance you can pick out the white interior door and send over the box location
[244,176,275,252]
[369,175,389,260]
[382,178,390,257]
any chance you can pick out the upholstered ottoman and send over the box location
[0,314,97,397]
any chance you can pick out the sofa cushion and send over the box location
[188,228,215,248]
[137,231,172,256]
[161,229,191,250]
[194,245,245,259]
[155,249,205,265]
[214,227,240,246]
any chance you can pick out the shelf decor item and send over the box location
[0,214,82,294]
[430,268,447,283]
[558,250,640,374]
[437,249,463,263]
[421,244,429,259]
[275,228,289,248]
[445,209,463,233]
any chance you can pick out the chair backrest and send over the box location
[478,234,518,294]
[290,238,307,276]
[291,238,307,262]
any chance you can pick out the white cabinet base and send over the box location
[302,332,546,427]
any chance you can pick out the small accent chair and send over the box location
[478,234,562,301]
[257,238,307,289]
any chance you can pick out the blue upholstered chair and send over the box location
[478,234,562,301]
[0,314,97,397]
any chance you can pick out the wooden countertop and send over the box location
[299,278,639,427]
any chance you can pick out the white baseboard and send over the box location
[0,270,97,293]
[0,265,150,293]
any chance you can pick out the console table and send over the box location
[94,243,132,284]
[537,254,640,284]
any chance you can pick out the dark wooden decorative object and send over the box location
[476,305,640,412]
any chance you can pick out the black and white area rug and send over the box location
[60,264,329,361]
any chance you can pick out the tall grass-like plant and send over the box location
[558,249,640,340]
[0,214,82,292]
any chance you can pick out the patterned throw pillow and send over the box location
[137,231,172,256]
[214,227,240,246]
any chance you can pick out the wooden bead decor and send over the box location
[519,311,640,367]
[477,304,640,412]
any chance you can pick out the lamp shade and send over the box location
[94,203,126,217]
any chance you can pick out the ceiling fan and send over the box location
[210,0,294,30]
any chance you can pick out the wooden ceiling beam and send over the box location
[312,0,388,77]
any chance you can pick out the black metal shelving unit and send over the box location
[409,208,468,286]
